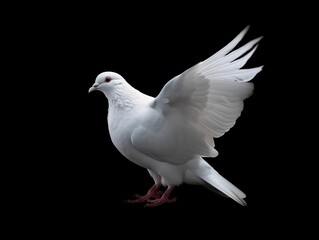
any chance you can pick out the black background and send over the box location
[10,2,310,238]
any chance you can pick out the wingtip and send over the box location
[255,65,264,73]
[242,25,250,35]
[236,25,250,40]
[241,26,264,44]
[256,36,264,42]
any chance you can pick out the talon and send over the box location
[126,184,163,204]
[154,191,163,197]
[126,185,177,207]
[145,186,177,207]
[132,194,143,199]
[167,197,177,203]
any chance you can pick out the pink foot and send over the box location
[126,184,163,203]
[145,186,176,207]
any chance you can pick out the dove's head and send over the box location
[88,72,126,95]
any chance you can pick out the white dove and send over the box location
[89,26,262,207]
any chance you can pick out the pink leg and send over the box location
[145,186,177,207]
[126,184,163,203]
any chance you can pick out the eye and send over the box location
[104,76,112,83]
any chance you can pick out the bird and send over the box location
[89,26,262,207]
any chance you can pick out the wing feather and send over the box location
[131,26,262,164]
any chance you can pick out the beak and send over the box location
[88,83,100,93]
[88,87,95,93]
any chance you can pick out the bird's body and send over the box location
[106,83,199,183]
[89,26,262,207]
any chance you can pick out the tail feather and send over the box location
[195,160,247,206]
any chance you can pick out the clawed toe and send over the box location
[126,185,176,207]
[145,197,177,207]
[126,184,163,204]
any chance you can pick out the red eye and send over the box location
[105,76,112,83]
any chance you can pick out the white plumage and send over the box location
[89,26,262,207]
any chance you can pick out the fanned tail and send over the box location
[194,159,247,206]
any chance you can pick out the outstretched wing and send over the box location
[131,26,262,164]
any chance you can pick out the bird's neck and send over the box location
[106,83,145,112]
